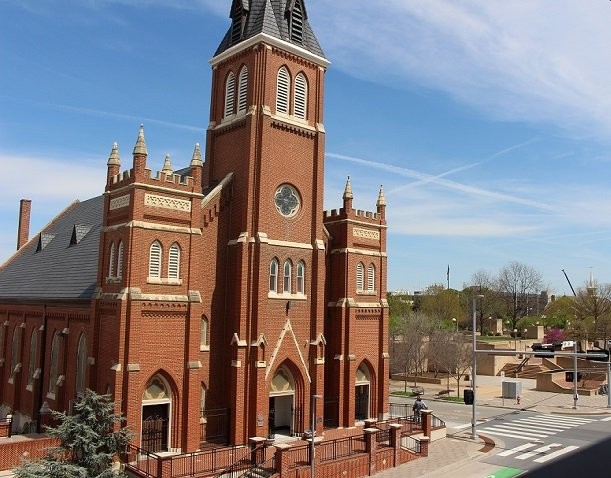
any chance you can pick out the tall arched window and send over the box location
[367,264,375,292]
[0,325,4,358]
[200,384,207,416]
[294,73,307,119]
[296,261,305,294]
[283,260,292,294]
[237,66,248,113]
[269,258,279,292]
[116,241,124,279]
[168,243,181,279]
[149,241,162,278]
[108,242,116,278]
[200,316,209,350]
[276,67,290,114]
[11,326,20,375]
[356,262,365,292]
[76,334,87,397]
[224,71,236,118]
[28,329,37,387]
[49,332,60,397]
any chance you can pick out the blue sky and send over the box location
[2,0,611,296]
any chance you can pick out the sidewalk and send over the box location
[391,375,611,415]
[372,432,498,478]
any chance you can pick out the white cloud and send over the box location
[311,1,611,141]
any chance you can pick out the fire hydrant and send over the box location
[516,395,521,405]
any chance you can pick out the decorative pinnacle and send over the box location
[161,153,173,175]
[107,142,120,166]
[133,124,148,156]
[343,176,353,200]
[190,142,203,167]
[377,185,386,207]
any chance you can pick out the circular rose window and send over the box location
[274,184,300,217]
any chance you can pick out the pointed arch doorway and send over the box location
[269,367,296,437]
[141,375,172,453]
[355,365,371,421]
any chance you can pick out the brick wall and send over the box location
[0,436,58,472]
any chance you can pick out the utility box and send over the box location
[502,381,522,399]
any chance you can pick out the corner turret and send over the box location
[190,143,203,193]
[106,142,121,188]
[376,185,386,219]
[132,124,148,177]
[161,154,173,176]
[342,176,353,211]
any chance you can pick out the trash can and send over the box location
[464,389,474,405]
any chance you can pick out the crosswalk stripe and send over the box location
[516,443,562,460]
[477,429,545,441]
[534,445,579,463]
[538,414,594,424]
[483,426,546,438]
[601,416,611,422]
[516,418,576,428]
[514,419,572,430]
[497,443,538,457]
[503,422,559,433]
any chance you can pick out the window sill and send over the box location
[46,392,56,400]
[200,345,210,352]
[147,277,183,285]
[267,292,307,300]
[357,290,377,296]
[106,277,123,284]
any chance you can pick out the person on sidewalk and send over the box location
[413,396,427,423]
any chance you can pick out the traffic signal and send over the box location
[587,349,610,362]
[531,343,554,358]
[464,389,474,405]
[565,371,583,382]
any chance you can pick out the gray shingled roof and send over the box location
[0,196,103,301]
[215,0,326,59]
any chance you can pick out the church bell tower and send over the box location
[205,0,330,444]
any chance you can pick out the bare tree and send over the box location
[393,311,430,391]
[497,261,543,331]
[465,270,502,335]
[572,281,611,345]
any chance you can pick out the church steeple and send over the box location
[215,0,326,59]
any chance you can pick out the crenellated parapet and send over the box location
[105,125,203,195]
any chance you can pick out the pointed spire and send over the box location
[190,143,203,168]
[133,124,148,156]
[343,176,353,200]
[161,154,173,175]
[107,142,121,166]
[376,185,386,207]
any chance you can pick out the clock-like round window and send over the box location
[274,184,300,217]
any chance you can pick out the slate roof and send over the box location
[0,195,104,302]
[215,0,325,59]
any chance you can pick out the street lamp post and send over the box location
[310,394,322,477]
[513,329,518,350]
[452,317,457,332]
[471,294,484,440]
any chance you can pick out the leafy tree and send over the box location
[15,390,132,478]
[543,327,565,344]
[419,284,461,324]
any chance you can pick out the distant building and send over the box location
[0,0,388,453]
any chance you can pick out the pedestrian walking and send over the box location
[412,396,427,423]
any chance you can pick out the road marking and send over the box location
[483,426,546,438]
[600,416,611,422]
[497,442,537,457]
[476,429,544,441]
[534,445,579,463]
[537,414,595,424]
[515,443,562,460]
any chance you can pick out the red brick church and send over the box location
[0,0,389,453]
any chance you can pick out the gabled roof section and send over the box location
[0,196,104,301]
[215,0,325,59]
